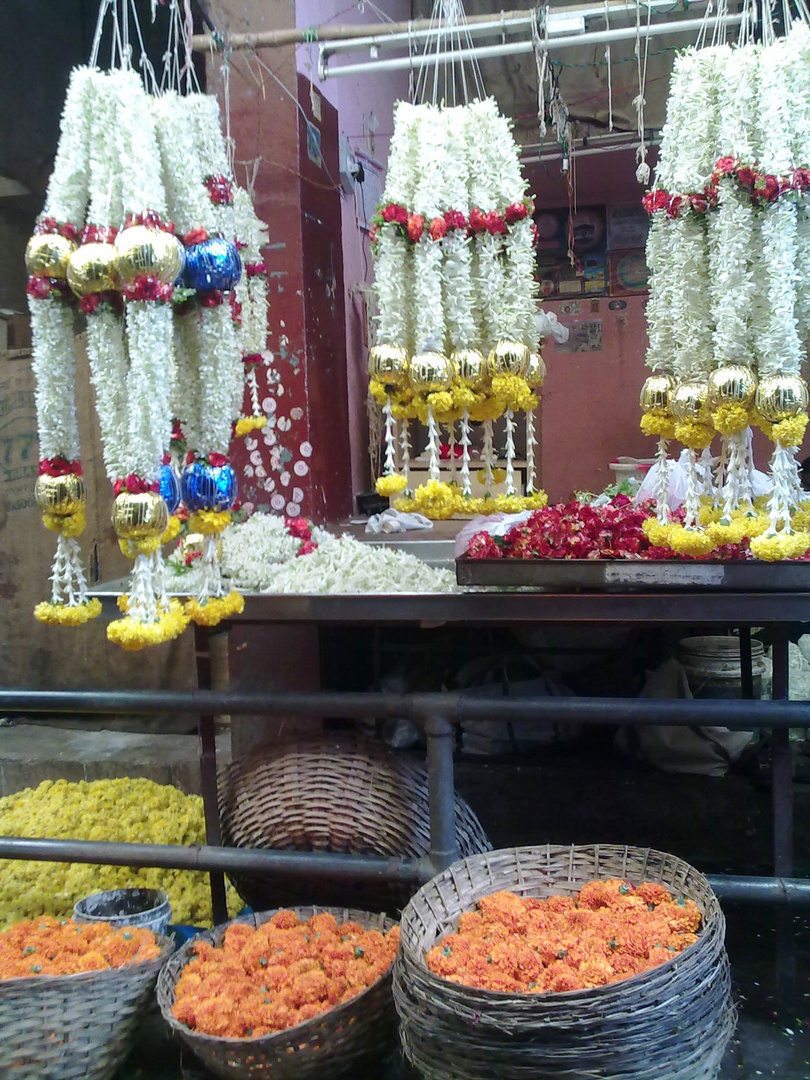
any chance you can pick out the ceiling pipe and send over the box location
[318,13,744,80]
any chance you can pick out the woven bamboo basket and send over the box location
[157,906,398,1080]
[394,845,736,1080]
[0,933,172,1080]
[218,735,492,912]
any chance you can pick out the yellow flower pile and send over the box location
[375,473,408,497]
[34,598,102,626]
[639,413,677,440]
[235,415,267,437]
[394,484,548,519]
[0,778,241,928]
[185,590,245,627]
[107,598,190,650]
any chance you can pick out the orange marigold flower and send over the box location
[635,882,673,907]
[657,899,702,935]
[270,910,300,931]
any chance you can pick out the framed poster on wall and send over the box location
[609,249,649,296]
[607,205,649,250]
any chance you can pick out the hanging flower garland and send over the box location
[233,185,269,437]
[26,66,101,626]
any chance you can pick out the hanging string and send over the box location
[605,0,613,132]
[633,0,653,185]
[532,7,549,139]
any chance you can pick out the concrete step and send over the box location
[0,722,231,796]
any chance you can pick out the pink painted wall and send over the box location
[295,0,411,501]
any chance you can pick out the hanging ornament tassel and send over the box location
[399,419,411,493]
[654,436,670,524]
[447,423,457,484]
[504,407,517,496]
[427,406,442,482]
[721,430,753,519]
[699,446,716,501]
[460,407,472,497]
[684,450,701,528]
[482,419,496,493]
[383,393,398,476]
[525,409,537,494]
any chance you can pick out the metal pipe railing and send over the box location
[1,688,808,729]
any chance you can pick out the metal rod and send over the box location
[2,689,808,728]
[194,623,228,926]
[426,714,460,872]
[707,875,810,906]
[319,15,743,79]
[0,837,426,882]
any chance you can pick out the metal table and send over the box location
[2,577,810,926]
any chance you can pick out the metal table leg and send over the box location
[425,713,460,876]
[194,623,229,926]
[770,626,796,1000]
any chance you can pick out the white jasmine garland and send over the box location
[786,22,810,165]
[657,48,725,192]
[44,66,93,226]
[440,105,470,209]
[503,217,540,349]
[412,105,446,220]
[757,37,796,176]
[193,303,242,455]
[384,102,422,207]
[412,239,445,354]
[754,200,802,376]
[125,301,174,481]
[29,300,81,461]
[153,92,210,234]
[643,213,675,373]
[475,232,508,348]
[715,44,759,162]
[171,312,203,451]
[441,229,478,349]
[708,182,755,366]
[186,94,234,238]
[668,214,713,379]
[795,203,810,352]
[86,309,130,481]
[373,228,412,349]
[86,70,123,226]
[113,68,167,219]
[233,186,270,356]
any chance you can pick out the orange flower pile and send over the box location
[426,879,702,994]
[172,910,401,1039]
[0,917,162,978]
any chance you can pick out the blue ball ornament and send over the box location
[183,238,242,292]
[158,464,182,515]
[181,461,238,512]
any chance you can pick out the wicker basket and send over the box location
[0,934,172,1080]
[394,845,736,1080]
[157,906,398,1080]
[218,735,492,912]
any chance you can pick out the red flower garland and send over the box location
[123,210,175,233]
[38,457,83,477]
[121,278,174,303]
[244,261,268,277]
[80,224,118,244]
[203,175,234,205]
[35,217,79,241]
[113,474,160,496]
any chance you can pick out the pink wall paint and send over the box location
[296,1,411,502]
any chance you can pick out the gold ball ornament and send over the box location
[35,473,86,516]
[66,243,119,296]
[368,344,409,387]
[707,364,758,409]
[755,373,809,422]
[525,352,547,389]
[639,373,675,415]
[25,233,76,280]
[451,348,488,390]
[112,491,170,541]
[182,531,223,562]
[487,340,530,378]
[409,351,453,393]
[113,226,184,285]
[669,379,710,422]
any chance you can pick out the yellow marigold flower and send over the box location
[119,536,162,558]
[188,510,231,535]
[42,509,86,537]
[368,379,388,406]
[490,374,537,413]
[33,599,102,626]
[791,502,810,532]
[411,480,457,520]
[640,413,677,440]
[469,395,506,423]
[185,590,245,627]
[711,402,750,436]
[771,414,809,448]
[674,421,715,450]
[707,516,755,546]
[375,474,408,497]
[642,518,673,548]
[234,415,267,437]
[107,599,189,651]
[393,496,416,513]
[698,503,722,527]
[161,515,182,545]
[750,530,810,561]
[426,390,454,417]
[477,468,506,485]
[667,525,716,556]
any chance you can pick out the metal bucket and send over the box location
[73,888,172,936]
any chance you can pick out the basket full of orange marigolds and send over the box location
[157,905,400,1080]
[394,844,736,1080]
[0,916,172,1080]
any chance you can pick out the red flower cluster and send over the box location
[208,452,229,468]
[285,516,319,555]
[427,881,701,995]
[198,289,225,308]
[38,457,82,477]
[374,202,532,242]
[81,224,118,244]
[245,261,268,277]
[229,292,243,326]
[172,910,400,1039]
[80,292,123,316]
[204,174,234,205]
[443,209,467,230]
[429,216,448,240]
[122,278,174,303]
[26,277,72,301]
[183,227,210,247]
[35,217,79,241]
[407,214,424,242]
[505,202,529,224]
[468,207,508,235]
[467,496,653,561]
[124,210,175,233]
[242,353,264,367]
[642,188,719,219]
[113,474,160,496]
[381,203,408,225]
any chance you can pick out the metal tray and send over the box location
[456,557,810,592]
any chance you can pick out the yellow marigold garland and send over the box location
[189,510,231,535]
[640,413,677,440]
[408,480,458,520]
[42,509,86,538]
[477,468,506,485]
[642,518,675,547]
[749,531,810,561]
[771,414,809,447]
[234,416,267,437]
[185,590,245,627]
[161,515,182,545]
[376,474,408,497]
[666,525,717,557]
[107,598,189,651]
[490,373,538,413]
[118,536,162,558]
[674,421,715,451]
[33,598,102,626]
[711,402,750,436]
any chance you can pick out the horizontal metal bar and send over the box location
[1,689,808,728]
[0,837,426,883]
[707,875,810,906]
[321,14,743,79]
